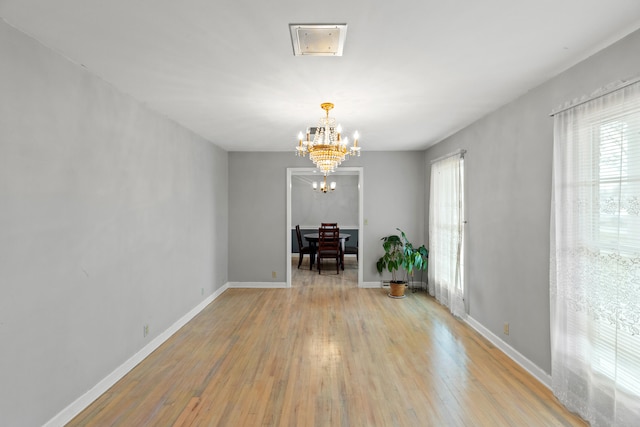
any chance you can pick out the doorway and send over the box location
[286,167,363,287]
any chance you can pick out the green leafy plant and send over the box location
[376,228,428,283]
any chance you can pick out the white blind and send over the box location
[551,81,640,425]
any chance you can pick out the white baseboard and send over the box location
[464,316,552,389]
[44,283,230,427]
[228,281,288,288]
[360,281,382,288]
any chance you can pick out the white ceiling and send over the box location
[2,1,640,152]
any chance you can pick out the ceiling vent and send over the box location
[289,24,347,56]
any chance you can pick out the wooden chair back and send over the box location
[295,225,312,269]
[318,227,340,274]
[295,224,304,248]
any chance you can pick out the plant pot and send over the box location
[389,281,406,298]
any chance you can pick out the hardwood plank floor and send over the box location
[68,256,586,426]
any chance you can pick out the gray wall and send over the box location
[424,29,640,374]
[228,151,426,283]
[292,174,359,228]
[0,20,229,426]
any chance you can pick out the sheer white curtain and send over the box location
[551,81,640,426]
[428,153,465,317]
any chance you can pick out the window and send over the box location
[592,113,640,397]
[428,152,465,317]
[551,80,640,425]
[595,115,640,255]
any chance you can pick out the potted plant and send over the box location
[376,228,428,298]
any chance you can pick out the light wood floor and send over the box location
[68,256,586,426]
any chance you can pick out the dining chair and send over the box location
[344,239,358,262]
[320,222,338,228]
[317,226,340,275]
[295,225,312,269]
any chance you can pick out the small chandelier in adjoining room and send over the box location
[295,102,361,175]
[313,176,336,193]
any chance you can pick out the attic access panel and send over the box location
[289,24,347,56]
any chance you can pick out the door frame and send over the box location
[286,167,364,287]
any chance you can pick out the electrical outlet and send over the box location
[503,322,509,335]
[272,271,277,279]
[143,324,149,337]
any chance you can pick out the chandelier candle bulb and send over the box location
[296,132,306,155]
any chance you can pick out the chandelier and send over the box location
[295,102,361,175]
[313,176,336,193]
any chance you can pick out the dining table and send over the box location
[304,232,351,270]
